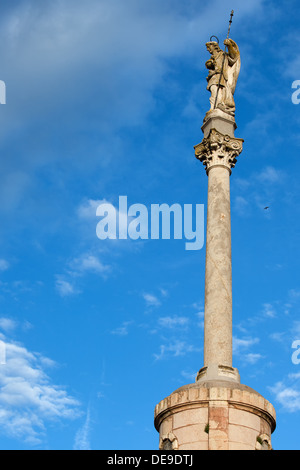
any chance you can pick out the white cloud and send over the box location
[0,336,81,445]
[143,293,161,308]
[0,0,202,132]
[70,254,111,276]
[270,332,286,343]
[0,0,266,215]
[56,252,110,296]
[262,303,276,318]
[232,336,260,355]
[0,0,265,136]
[190,301,204,327]
[244,353,263,364]
[77,199,108,220]
[77,198,134,246]
[55,278,79,297]
[0,317,34,335]
[0,317,18,333]
[288,372,300,380]
[110,321,132,337]
[233,337,263,365]
[158,316,189,329]
[270,381,300,413]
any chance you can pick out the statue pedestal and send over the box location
[202,109,237,138]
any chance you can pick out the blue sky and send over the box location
[0,0,299,450]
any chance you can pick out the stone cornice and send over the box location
[194,128,243,174]
[154,383,276,434]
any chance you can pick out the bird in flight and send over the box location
[264,206,269,210]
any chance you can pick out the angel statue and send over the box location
[205,38,241,118]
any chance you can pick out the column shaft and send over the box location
[204,165,232,368]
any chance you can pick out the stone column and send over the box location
[154,109,277,451]
[194,110,243,383]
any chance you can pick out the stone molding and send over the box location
[194,128,243,174]
[196,365,240,384]
[154,383,276,435]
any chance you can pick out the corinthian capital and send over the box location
[194,128,243,174]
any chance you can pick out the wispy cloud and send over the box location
[262,303,277,319]
[0,317,18,333]
[158,316,189,329]
[77,199,108,220]
[143,293,161,308]
[257,166,281,185]
[110,321,133,337]
[55,253,111,297]
[73,408,92,450]
[233,336,260,355]
[69,254,111,277]
[154,340,200,361]
[243,353,263,364]
[270,380,300,413]
[55,278,79,297]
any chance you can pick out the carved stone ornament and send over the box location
[255,433,272,451]
[194,128,243,174]
[159,432,179,451]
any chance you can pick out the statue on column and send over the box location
[205,38,241,118]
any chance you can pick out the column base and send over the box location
[196,364,240,384]
[154,380,276,450]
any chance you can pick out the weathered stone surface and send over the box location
[203,164,233,368]
[154,382,276,450]
[201,108,236,138]
[173,407,208,429]
[193,118,243,383]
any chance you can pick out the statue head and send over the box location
[206,41,221,55]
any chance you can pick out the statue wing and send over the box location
[226,40,241,94]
